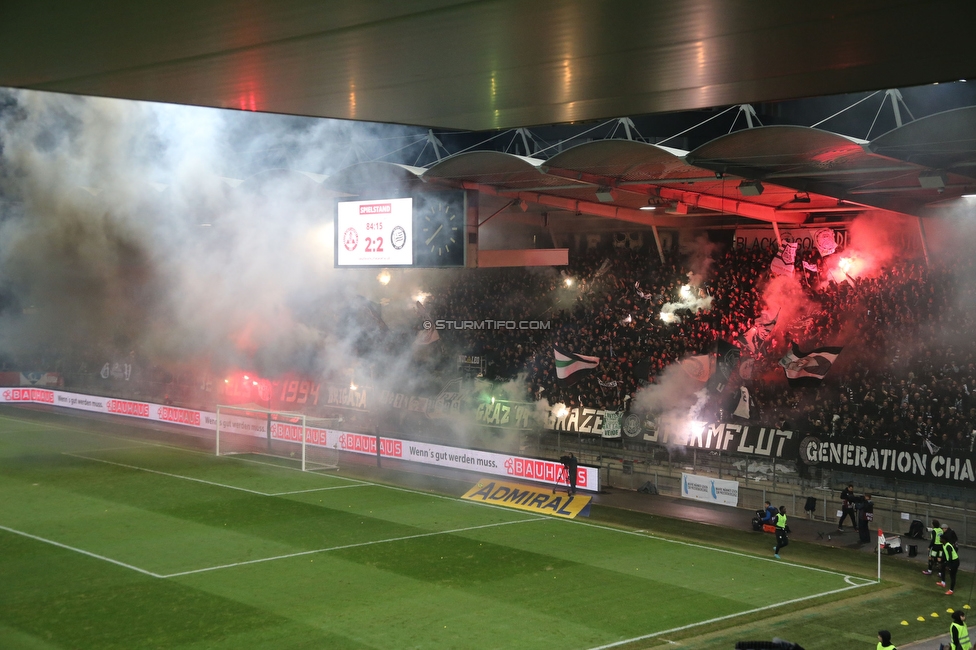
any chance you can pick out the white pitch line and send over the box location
[63,453,270,496]
[268,484,366,496]
[0,523,162,578]
[586,580,872,650]
[72,445,151,454]
[557,517,859,580]
[160,516,546,578]
[1,413,569,518]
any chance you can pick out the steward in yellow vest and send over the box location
[876,629,895,650]
[924,520,943,575]
[950,610,971,650]
[941,540,961,594]
[773,508,788,558]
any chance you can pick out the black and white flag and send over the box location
[779,342,843,387]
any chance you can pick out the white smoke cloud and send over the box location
[0,88,432,381]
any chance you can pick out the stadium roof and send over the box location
[3,1,976,131]
[331,108,976,227]
[4,2,976,229]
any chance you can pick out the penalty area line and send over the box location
[160,516,547,578]
[63,452,270,496]
[586,580,872,650]
[0,523,162,578]
[268,484,367,496]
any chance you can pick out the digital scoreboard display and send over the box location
[334,192,466,268]
[335,198,413,267]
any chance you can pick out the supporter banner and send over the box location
[376,379,466,419]
[0,372,63,387]
[461,480,591,519]
[621,413,658,439]
[20,372,63,387]
[0,388,598,491]
[376,389,430,414]
[644,421,798,459]
[474,401,536,430]
[546,406,616,435]
[426,378,465,418]
[681,472,739,507]
[734,227,849,253]
[601,411,622,439]
[100,362,132,381]
[457,354,483,369]
[798,436,976,487]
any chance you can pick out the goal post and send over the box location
[215,404,342,471]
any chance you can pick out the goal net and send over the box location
[214,404,342,472]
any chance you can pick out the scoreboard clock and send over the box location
[414,193,465,268]
[334,191,465,268]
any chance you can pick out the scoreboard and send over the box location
[334,191,465,268]
[335,198,414,267]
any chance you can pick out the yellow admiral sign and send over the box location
[461,480,591,518]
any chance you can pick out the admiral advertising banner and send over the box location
[681,473,739,507]
[798,436,976,487]
[461,480,591,519]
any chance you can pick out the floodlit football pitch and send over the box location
[0,410,881,649]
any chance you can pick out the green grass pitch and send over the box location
[0,409,965,649]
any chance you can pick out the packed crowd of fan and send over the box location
[427,237,976,453]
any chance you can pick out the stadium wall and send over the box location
[0,387,599,492]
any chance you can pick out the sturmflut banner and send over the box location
[646,421,798,459]
[680,473,739,507]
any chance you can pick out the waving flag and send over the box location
[554,347,600,385]
[779,342,843,387]
[770,242,799,276]
[732,386,752,419]
[680,354,716,383]
[815,228,838,257]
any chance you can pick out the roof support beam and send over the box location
[654,187,807,224]
[460,182,690,228]
[542,167,808,225]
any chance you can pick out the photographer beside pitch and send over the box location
[558,452,578,495]
[838,483,857,532]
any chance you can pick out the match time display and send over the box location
[335,198,413,267]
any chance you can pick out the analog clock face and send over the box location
[416,194,464,267]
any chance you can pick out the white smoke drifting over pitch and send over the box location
[0,89,429,381]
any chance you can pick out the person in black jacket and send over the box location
[558,452,578,495]
[838,483,857,531]
[857,494,874,544]
[938,524,960,589]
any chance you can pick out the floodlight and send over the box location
[918,171,946,189]
[738,180,764,196]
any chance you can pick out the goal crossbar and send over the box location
[214,404,342,472]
